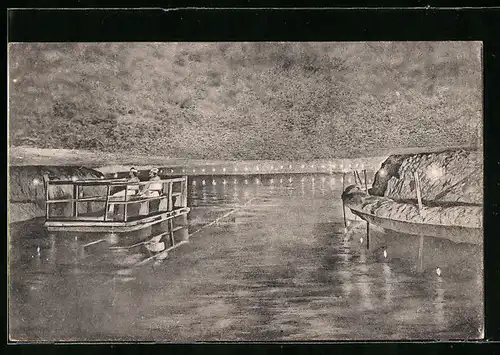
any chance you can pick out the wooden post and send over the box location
[342,172,347,228]
[169,219,175,247]
[73,184,78,218]
[104,185,111,221]
[363,169,368,192]
[353,170,359,185]
[366,222,370,250]
[168,181,173,211]
[414,171,423,211]
[123,184,128,222]
[181,177,187,207]
[44,176,50,220]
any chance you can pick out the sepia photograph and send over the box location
[8,42,483,341]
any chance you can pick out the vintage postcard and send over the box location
[8,42,483,341]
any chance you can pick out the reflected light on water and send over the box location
[382,263,394,305]
[434,278,446,327]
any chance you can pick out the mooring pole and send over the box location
[353,170,361,186]
[363,169,368,192]
[414,171,423,211]
[366,221,370,250]
[342,172,347,228]
[414,170,424,271]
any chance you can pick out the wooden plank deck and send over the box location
[44,207,190,233]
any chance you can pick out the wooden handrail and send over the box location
[46,194,169,204]
[45,175,190,221]
[47,177,186,186]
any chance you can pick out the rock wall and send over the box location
[369,149,482,205]
[9,166,104,223]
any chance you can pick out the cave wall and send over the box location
[9,166,104,223]
[369,149,482,205]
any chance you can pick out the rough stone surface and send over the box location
[370,149,482,205]
[344,186,482,229]
[9,166,105,222]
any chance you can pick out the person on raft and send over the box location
[108,167,141,213]
[138,167,164,215]
[138,167,163,198]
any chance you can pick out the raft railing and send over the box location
[44,177,189,223]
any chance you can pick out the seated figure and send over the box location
[108,167,141,214]
[138,167,164,215]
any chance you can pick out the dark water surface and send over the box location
[9,174,483,341]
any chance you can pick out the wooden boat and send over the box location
[341,185,483,245]
[42,175,191,260]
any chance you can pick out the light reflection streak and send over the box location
[434,277,445,327]
[382,263,394,305]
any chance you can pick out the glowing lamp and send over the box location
[436,267,442,276]
[212,168,216,172]
[100,176,104,179]
[223,168,226,172]
[360,237,363,244]
[202,168,205,173]
[383,249,388,259]
[426,165,444,180]
[32,178,41,186]
[71,175,78,182]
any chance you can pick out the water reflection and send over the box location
[434,277,445,327]
[9,173,482,341]
[382,263,394,305]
